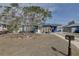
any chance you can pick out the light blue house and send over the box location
[63,23,79,33]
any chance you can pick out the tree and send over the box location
[7,17,21,33]
[0,3,21,33]
[10,3,19,7]
[68,20,75,25]
[23,6,52,32]
[0,4,52,33]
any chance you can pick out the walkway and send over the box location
[52,32,79,49]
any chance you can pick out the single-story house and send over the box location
[0,21,63,34]
[63,23,79,33]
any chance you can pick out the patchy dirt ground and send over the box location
[0,33,79,56]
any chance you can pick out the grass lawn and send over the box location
[0,33,79,56]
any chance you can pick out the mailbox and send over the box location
[65,35,75,56]
[65,35,75,40]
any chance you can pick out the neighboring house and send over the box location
[63,26,71,32]
[63,23,79,33]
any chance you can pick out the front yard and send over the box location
[0,33,79,56]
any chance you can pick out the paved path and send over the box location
[52,32,79,49]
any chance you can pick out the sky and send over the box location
[0,3,79,25]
